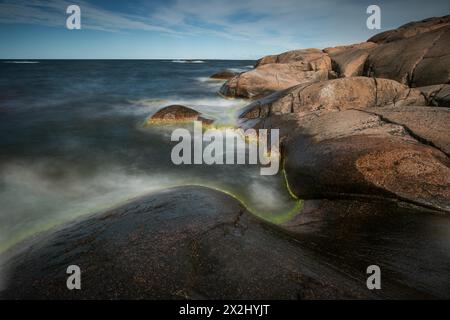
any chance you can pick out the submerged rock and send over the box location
[147,105,213,125]
[209,70,237,80]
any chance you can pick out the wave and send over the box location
[195,77,226,89]
[171,60,204,64]
[227,65,254,73]
[131,96,245,109]
[3,61,39,64]
[130,96,247,125]
[0,157,296,254]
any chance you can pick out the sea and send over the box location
[0,59,300,252]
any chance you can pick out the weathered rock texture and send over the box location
[237,77,450,214]
[255,48,330,67]
[220,15,450,100]
[364,106,450,155]
[1,186,449,299]
[282,110,450,212]
[239,77,425,119]
[281,198,450,299]
[0,186,379,300]
[324,42,377,77]
[364,17,450,87]
[220,49,331,98]
[368,15,450,43]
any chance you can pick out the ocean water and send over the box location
[0,60,299,252]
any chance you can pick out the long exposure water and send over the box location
[0,59,300,252]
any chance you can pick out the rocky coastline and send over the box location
[1,15,449,299]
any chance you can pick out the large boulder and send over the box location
[147,105,213,124]
[323,42,377,77]
[239,106,450,214]
[220,63,329,99]
[239,77,425,119]
[368,15,450,43]
[364,24,450,87]
[255,48,329,67]
[220,49,331,99]
[1,186,380,300]
[281,197,450,299]
[281,110,450,213]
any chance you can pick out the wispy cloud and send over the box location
[1,0,449,58]
[0,0,183,35]
[0,0,347,50]
[147,0,450,50]
[148,0,325,49]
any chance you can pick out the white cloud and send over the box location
[0,0,183,35]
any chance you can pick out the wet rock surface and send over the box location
[147,105,213,124]
[0,187,375,299]
[1,186,449,299]
[282,198,450,299]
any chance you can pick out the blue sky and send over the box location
[0,0,449,59]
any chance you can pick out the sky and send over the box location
[0,0,449,59]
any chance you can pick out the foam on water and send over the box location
[171,60,205,63]
[3,61,39,64]
[129,96,247,124]
[0,59,299,254]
